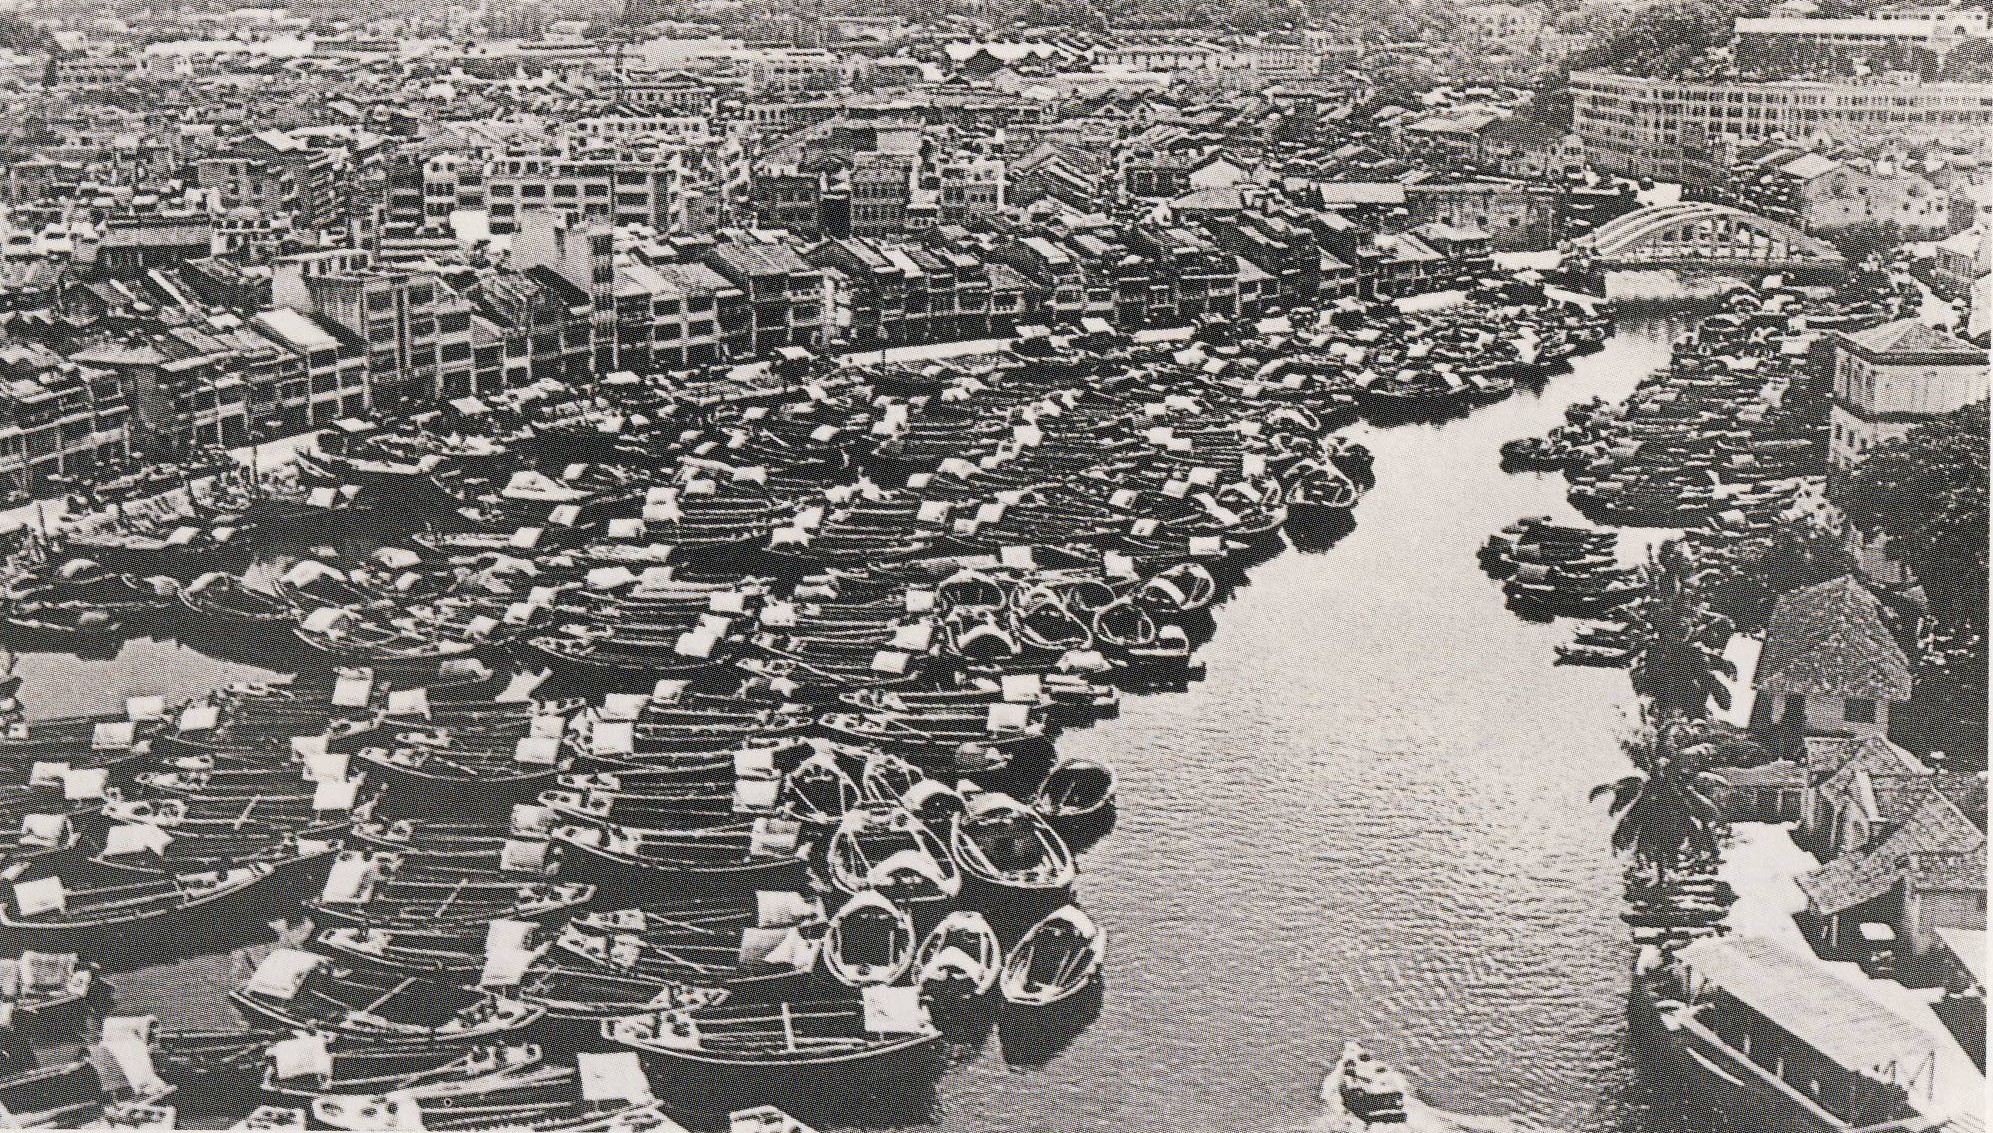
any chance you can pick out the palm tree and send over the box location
[1624,540,1736,720]
[1591,712,1728,886]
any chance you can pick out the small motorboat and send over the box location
[913,910,999,1001]
[1319,1041,1415,1128]
[999,904,1102,1007]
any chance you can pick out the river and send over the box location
[27,312,1695,1131]
[917,312,1693,1133]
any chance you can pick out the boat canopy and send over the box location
[1675,936,1943,1099]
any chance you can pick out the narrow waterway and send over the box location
[923,313,1692,1133]
[21,313,1694,1131]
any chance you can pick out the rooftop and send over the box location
[1755,575,1913,701]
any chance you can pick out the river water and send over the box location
[23,313,1695,1131]
[920,313,1692,1133]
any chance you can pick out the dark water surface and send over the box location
[34,315,1689,1131]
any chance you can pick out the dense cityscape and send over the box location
[0,0,1978,1128]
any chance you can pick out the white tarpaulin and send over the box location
[576,1052,652,1104]
[245,950,324,1000]
[862,984,926,1034]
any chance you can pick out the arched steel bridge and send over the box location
[1573,202,1847,271]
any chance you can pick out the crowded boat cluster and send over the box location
[1501,281,1911,528]
[1487,278,1924,668]
[0,286,1610,1127]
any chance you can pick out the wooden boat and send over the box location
[899,779,967,834]
[999,905,1102,1007]
[510,954,728,1022]
[552,817,809,888]
[1319,1041,1411,1127]
[1031,756,1115,826]
[0,949,94,1032]
[557,896,824,997]
[950,793,1075,899]
[823,804,959,907]
[230,949,543,1041]
[315,925,496,977]
[260,1037,547,1101]
[0,862,277,948]
[176,574,298,641]
[913,911,999,1001]
[819,889,915,988]
[0,1050,176,1129]
[779,750,857,825]
[308,851,591,930]
[603,989,942,1077]
[857,751,922,807]
[314,1092,671,1133]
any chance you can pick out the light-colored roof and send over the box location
[252,307,340,351]
[1842,318,1979,358]
[1315,182,1407,206]
[1678,934,1945,1079]
[1778,152,1840,181]
[1935,928,1987,989]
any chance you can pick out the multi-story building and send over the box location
[485,153,683,237]
[701,236,826,355]
[936,156,1007,225]
[0,346,131,495]
[850,153,917,238]
[1828,319,1988,468]
[740,49,852,96]
[273,250,477,410]
[250,307,370,426]
[1570,70,1993,180]
[1734,10,1992,75]
[1710,148,1956,237]
[611,259,745,373]
[608,71,721,116]
[95,210,214,277]
[194,131,343,230]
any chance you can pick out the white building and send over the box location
[1828,318,1988,467]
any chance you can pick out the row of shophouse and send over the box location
[0,198,1495,498]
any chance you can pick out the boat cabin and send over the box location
[1638,935,1978,1132]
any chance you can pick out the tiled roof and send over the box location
[1842,318,1978,358]
[1803,735,1901,782]
[1801,788,1984,914]
[1908,845,1985,891]
[1711,759,1805,790]
[1756,575,1913,701]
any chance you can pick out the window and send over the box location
[1844,698,1876,725]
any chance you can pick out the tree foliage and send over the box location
[1834,402,1989,641]
[1566,0,1756,78]
[1623,540,1738,720]
[1698,519,1858,635]
[1592,711,1731,883]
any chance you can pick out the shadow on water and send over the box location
[996,980,1105,1068]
